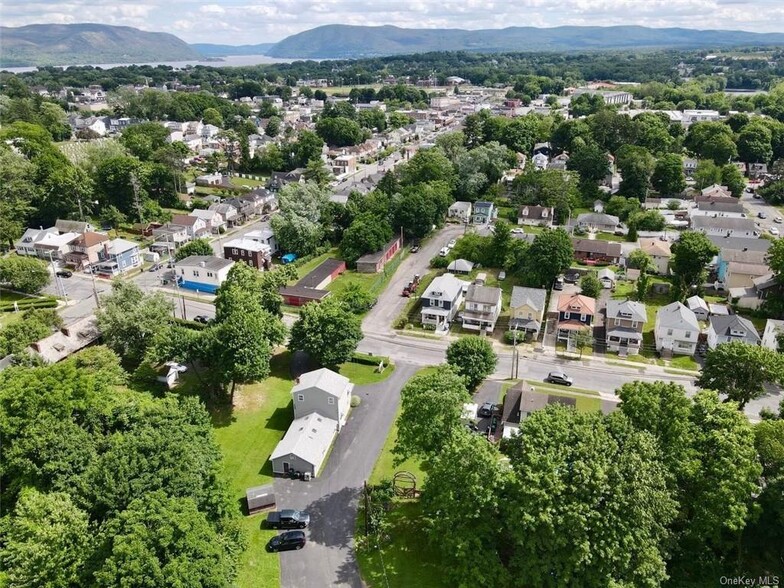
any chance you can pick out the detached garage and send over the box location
[270,413,338,478]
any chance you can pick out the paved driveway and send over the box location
[276,363,418,588]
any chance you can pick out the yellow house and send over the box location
[509,286,547,338]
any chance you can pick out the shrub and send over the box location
[351,395,362,408]
[430,256,449,269]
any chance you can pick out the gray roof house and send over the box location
[509,286,547,336]
[447,258,474,274]
[707,315,761,349]
[461,284,503,333]
[420,273,468,332]
[576,212,620,232]
[686,295,710,321]
[270,412,339,478]
[605,300,647,355]
[692,215,757,238]
[655,302,700,356]
[292,368,353,431]
[762,319,784,351]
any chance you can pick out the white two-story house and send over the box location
[461,284,503,333]
[655,302,700,356]
[420,273,468,332]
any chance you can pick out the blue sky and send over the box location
[3,0,783,44]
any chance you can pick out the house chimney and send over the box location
[199,261,206,267]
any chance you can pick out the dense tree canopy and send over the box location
[289,297,362,367]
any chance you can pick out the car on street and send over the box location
[439,247,449,257]
[55,270,73,278]
[478,402,496,418]
[448,239,457,248]
[266,530,306,552]
[775,217,783,224]
[770,227,780,236]
[193,315,210,324]
[266,510,310,530]
[754,193,762,199]
[546,371,573,386]
[410,245,420,253]
[758,212,768,219]
[149,263,162,272]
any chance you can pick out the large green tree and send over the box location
[394,365,471,462]
[340,212,393,265]
[0,148,38,247]
[697,341,784,409]
[616,144,655,201]
[670,231,718,298]
[445,335,498,391]
[0,255,51,293]
[288,297,362,367]
[651,153,686,196]
[174,238,214,261]
[397,147,455,187]
[503,407,677,587]
[522,228,574,288]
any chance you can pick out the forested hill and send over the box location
[0,23,200,67]
[266,24,784,59]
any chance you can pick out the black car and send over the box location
[546,371,573,386]
[149,263,162,272]
[267,531,306,552]
[193,315,210,324]
[410,245,420,253]
[55,270,73,278]
[564,271,581,284]
[266,509,310,530]
[478,402,495,418]
[758,211,768,219]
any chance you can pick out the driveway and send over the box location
[275,363,418,588]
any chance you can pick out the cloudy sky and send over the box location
[3,0,783,44]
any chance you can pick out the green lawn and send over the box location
[211,352,296,588]
[338,359,395,385]
[668,355,700,371]
[230,176,266,188]
[523,380,602,412]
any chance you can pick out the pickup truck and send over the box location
[266,509,310,529]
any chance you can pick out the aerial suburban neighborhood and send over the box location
[2,14,784,588]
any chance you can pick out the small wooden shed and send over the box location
[245,484,276,515]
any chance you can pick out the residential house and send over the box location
[716,244,769,284]
[447,259,474,274]
[572,239,622,264]
[176,256,235,293]
[729,272,779,311]
[55,219,93,234]
[420,273,468,331]
[693,200,746,217]
[26,230,79,261]
[152,225,190,253]
[188,209,226,233]
[27,316,100,364]
[686,295,710,321]
[637,238,672,275]
[605,299,647,355]
[356,238,401,274]
[556,293,596,344]
[531,152,549,170]
[700,184,733,200]
[654,302,700,356]
[461,284,503,333]
[208,202,240,227]
[267,169,306,192]
[94,238,141,276]
[223,197,256,224]
[245,228,279,254]
[270,412,338,478]
[279,259,345,307]
[448,201,472,222]
[509,286,547,338]
[14,227,59,257]
[195,173,224,186]
[331,154,358,177]
[291,367,353,430]
[691,216,757,238]
[472,201,495,225]
[725,261,770,290]
[734,162,748,176]
[683,157,698,178]
[533,142,552,157]
[502,381,576,437]
[598,268,616,288]
[517,205,554,227]
[170,214,209,239]
[64,231,110,269]
[761,319,784,351]
[223,238,272,270]
[749,163,768,180]
[547,153,570,172]
[576,212,620,232]
[707,315,760,349]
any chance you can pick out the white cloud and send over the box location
[1,0,782,44]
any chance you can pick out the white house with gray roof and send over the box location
[292,368,353,431]
[576,212,620,232]
[655,302,700,356]
[270,412,338,478]
[692,216,757,238]
[707,315,760,349]
[605,299,647,354]
[420,273,468,331]
[762,319,784,351]
[509,286,547,337]
[176,256,234,293]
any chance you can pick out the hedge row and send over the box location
[350,352,391,366]
[0,297,58,312]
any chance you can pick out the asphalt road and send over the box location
[276,363,418,588]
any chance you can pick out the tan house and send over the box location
[725,261,770,290]
[637,238,672,275]
[605,299,647,355]
[64,231,110,269]
[509,286,547,339]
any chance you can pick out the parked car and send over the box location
[439,247,449,257]
[266,510,310,530]
[770,227,780,236]
[564,271,580,284]
[546,371,573,386]
[55,270,73,278]
[149,263,162,272]
[498,271,506,281]
[266,530,306,552]
[775,217,783,224]
[511,228,524,234]
[753,193,762,199]
[193,315,210,324]
[447,239,457,248]
[553,276,565,291]
[410,245,420,253]
[758,211,768,219]
[478,402,496,418]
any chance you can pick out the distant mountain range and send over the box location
[0,23,199,68]
[264,24,784,59]
[190,43,275,57]
[3,22,784,68]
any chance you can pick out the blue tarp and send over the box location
[281,253,297,264]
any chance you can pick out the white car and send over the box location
[511,228,525,234]
[447,239,457,248]
[775,217,783,224]
[770,227,780,236]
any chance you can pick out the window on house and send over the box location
[527,313,532,319]
[232,248,238,255]
[564,312,570,320]
[631,321,637,329]
[193,270,200,277]
[667,329,673,336]
[207,272,214,278]
[297,394,304,402]
[614,318,621,326]
[580,314,586,322]
[685,331,691,338]
[327,397,335,405]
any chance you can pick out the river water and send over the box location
[2,54,299,74]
